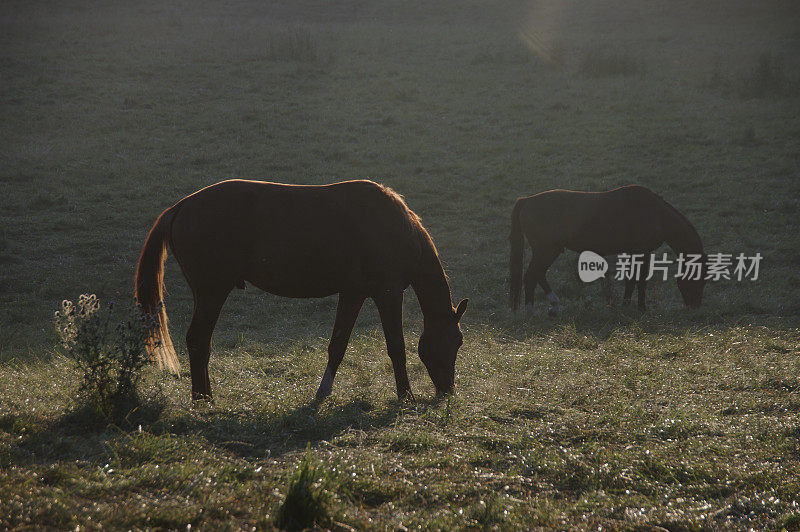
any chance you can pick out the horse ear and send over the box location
[454,298,469,322]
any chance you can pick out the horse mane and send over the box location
[375,183,418,228]
[374,183,422,233]
[375,182,450,281]
[657,193,704,254]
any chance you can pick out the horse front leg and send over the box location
[637,279,648,312]
[374,289,411,400]
[315,292,365,401]
[623,279,635,306]
[637,254,650,312]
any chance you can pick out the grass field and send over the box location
[2,0,800,529]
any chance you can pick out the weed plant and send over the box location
[54,295,158,422]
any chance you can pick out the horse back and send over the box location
[168,180,423,297]
[517,185,669,254]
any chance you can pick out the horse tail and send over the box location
[509,198,526,310]
[135,207,180,374]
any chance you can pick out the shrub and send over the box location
[54,294,159,422]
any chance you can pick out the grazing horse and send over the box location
[135,179,468,402]
[510,185,706,314]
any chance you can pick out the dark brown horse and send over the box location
[510,185,706,314]
[135,179,468,402]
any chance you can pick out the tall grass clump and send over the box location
[276,447,334,530]
[54,294,158,422]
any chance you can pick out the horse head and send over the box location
[418,299,468,396]
[677,254,707,308]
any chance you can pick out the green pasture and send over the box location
[1,0,799,529]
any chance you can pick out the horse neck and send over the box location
[410,237,454,325]
[662,202,704,256]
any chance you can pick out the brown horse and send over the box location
[510,185,706,314]
[135,179,468,402]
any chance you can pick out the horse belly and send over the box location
[242,257,344,298]
[568,212,662,255]
[248,277,339,298]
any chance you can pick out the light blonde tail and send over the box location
[135,208,180,374]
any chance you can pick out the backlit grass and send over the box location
[1,322,798,528]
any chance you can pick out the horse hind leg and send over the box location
[602,256,616,306]
[186,286,231,402]
[533,247,562,317]
[523,260,537,313]
[546,291,561,317]
[622,278,647,311]
[315,292,365,401]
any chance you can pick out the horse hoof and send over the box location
[191,396,215,408]
[397,390,415,403]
